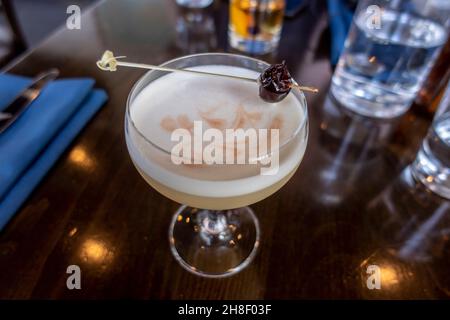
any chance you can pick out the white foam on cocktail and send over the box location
[126,65,307,199]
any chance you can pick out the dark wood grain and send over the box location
[0,0,27,67]
[0,0,449,299]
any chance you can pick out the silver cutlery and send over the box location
[0,69,60,134]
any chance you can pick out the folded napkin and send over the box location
[327,0,354,66]
[0,74,107,230]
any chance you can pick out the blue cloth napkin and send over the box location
[0,74,107,230]
[327,0,354,66]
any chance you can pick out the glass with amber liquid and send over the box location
[228,0,285,55]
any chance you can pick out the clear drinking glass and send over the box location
[331,0,450,118]
[125,53,309,277]
[228,0,285,55]
[411,81,450,199]
[176,0,213,9]
[175,6,217,54]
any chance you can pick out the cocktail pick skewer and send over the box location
[96,50,318,94]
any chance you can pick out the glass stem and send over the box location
[197,210,233,246]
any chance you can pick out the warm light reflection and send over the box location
[359,248,419,297]
[380,264,399,287]
[69,146,95,169]
[68,227,78,237]
[80,238,114,264]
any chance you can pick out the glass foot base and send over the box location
[169,205,260,278]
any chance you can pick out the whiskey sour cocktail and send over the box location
[124,54,309,277]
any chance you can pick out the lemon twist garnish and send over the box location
[96,50,126,71]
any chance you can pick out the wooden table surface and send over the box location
[1,0,449,299]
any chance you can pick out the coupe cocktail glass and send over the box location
[125,53,308,277]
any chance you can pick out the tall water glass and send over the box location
[412,81,450,199]
[331,0,450,118]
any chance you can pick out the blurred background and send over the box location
[0,0,95,66]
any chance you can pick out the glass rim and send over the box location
[125,52,309,160]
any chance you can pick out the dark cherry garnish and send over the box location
[258,61,293,103]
